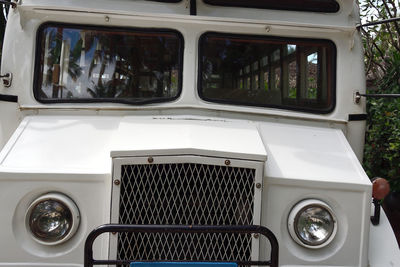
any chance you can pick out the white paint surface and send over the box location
[369,206,400,267]
[0,0,394,265]
[259,122,371,188]
[0,116,370,188]
[0,116,120,173]
[111,116,267,160]
[0,114,391,266]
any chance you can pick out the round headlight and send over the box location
[288,199,337,249]
[26,193,80,245]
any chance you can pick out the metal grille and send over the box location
[117,163,256,263]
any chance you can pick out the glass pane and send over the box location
[253,61,259,71]
[246,77,251,89]
[263,71,269,90]
[288,61,297,98]
[307,52,318,99]
[199,33,335,112]
[36,24,183,103]
[261,56,268,67]
[274,67,281,90]
[253,74,259,90]
[287,44,296,54]
[272,50,280,62]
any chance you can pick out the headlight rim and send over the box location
[25,192,80,246]
[288,199,338,249]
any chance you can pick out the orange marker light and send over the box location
[372,177,390,200]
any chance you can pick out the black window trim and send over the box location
[34,22,185,105]
[197,31,337,114]
[202,0,340,13]
[147,0,182,3]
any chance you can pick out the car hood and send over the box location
[0,115,371,189]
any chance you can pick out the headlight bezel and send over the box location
[288,199,338,249]
[25,193,80,246]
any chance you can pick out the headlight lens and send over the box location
[288,199,337,249]
[26,193,80,245]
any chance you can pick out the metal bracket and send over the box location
[349,29,356,50]
[371,198,381,226]
[354,91,362,104]
[0,73,12,87]
[355,91,400,104]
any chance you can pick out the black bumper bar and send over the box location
[84,224,279,267]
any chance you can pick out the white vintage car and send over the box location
[0,0,398,266]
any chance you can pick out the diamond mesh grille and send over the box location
[117,163,256,264]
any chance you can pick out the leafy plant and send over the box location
[363,55,400,192]
[360,1,400,192]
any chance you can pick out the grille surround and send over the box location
[110,156,263,264]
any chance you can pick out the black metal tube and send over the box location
[359,93,400,98]
[91,259,272,266]
[357,16,400,29]
[84,224,279,267]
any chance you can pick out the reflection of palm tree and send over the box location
[86,80,117,98]
[68,39,83,81]
[41,28,82,98]
[86,34,117,98]
[42,28,180,100]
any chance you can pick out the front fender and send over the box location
[369,205,400,267]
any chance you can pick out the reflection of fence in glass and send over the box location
[307,52,318,99]
[200,33,334,112]
[288,61,297,99]
[37,25,182,103]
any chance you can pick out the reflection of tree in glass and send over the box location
[307,53,318,99]
[264,72,269,91]
[274,68,281,90]
[87,80,117,98]
[42,30,60,87]
[288,61,297,98]
[39,26,181,102]
[41,28,82,98]
[68,39,83,81]
[86,33,116,98]
[308,77,317,99]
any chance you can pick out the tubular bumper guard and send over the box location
[84,224,279,267]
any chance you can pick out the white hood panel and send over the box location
[259,122,370,187]
[0,116,266,173]
[0,115,370,189]
[0,116,120,173]
[111,116,267,160]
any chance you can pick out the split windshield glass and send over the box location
[199,33,336,113]
[35,24,183,104]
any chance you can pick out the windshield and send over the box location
[34,23,183,104]
[198,32,336,113]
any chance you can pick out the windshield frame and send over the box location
[197,32,337,114]
[33,22,184,105]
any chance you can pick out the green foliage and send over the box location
[360,0,400,80]
[360,1,400,192]
[363,53,400,192]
